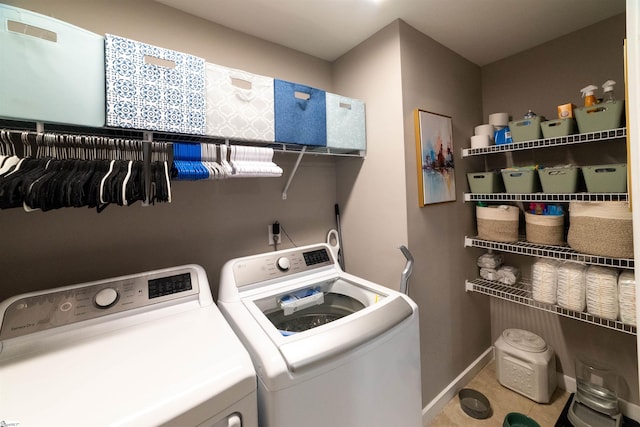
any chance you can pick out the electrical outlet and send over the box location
[268,225,281,246]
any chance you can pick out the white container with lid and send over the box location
[494,328,557,403]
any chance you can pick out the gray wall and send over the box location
[398,22,492,405]
[332,20,492,406]
[480,14,638,404]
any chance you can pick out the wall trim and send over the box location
[421,347,494,425]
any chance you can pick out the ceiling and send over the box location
[153,0,625,66]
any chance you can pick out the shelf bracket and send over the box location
[464,236,474,248]
[282,146,306,200]
[465,280,475,292]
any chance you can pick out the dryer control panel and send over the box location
[232,245,335,288]
[0,266,203,340]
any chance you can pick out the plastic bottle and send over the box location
[580,85,598,107]
[602,80,616,103]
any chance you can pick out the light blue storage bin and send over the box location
[274,79,327,146]
[326,93,366,151]
[0,4,105,127]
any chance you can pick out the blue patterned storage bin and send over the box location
[105,34,206,134]
[326,93,366,150]
[274,79,326,146]
[0,4,105,127]
[206,63,275,141]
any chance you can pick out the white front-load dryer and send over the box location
[217,243,422,427]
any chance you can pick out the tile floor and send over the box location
[427,361,570,426]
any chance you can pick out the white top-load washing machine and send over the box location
[217,243,422,427]
[0,265,258,427]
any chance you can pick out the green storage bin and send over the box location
[582,163,627,193]
[575,100,624,133]
[539,166,579,193]
[501,168,540,193]
[541,119,576,138]
[466,171,504,193]
[509,116,543,142]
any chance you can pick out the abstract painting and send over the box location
[414,109,456,206]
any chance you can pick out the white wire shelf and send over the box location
[461,127,626,157]
[464,236,634,269]
[465,278,636,335]
[464,192,629,202]
[0,119,366,158]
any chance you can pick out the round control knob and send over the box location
[276,257,291,272]
[94,288,118,308]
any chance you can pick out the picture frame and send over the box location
[414,109,456,206]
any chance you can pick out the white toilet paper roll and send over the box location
[471,134,490,148]
[489,113,509,127]
[474,124,495,138]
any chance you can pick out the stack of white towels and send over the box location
[477,253,520,285]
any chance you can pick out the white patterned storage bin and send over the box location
[205,63,275,141]
[105,34,206,134]
[0,4,105,127]
[326,93,366,150]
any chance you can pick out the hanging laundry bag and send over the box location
[205,63,275,141]
[0,4,105,127]
[105,34,206,134]
[274,79,327,146]
[325,93,366,151]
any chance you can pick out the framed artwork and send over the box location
[414,109,456,206]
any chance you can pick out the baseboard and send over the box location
[421,347,494,426]
[559,373,640,422]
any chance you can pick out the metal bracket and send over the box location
[282,146,306,200]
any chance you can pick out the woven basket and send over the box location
[477,205,519,242]
[525,212,564,245]
[567,202,633,259]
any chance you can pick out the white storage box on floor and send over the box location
[495,328,556,403]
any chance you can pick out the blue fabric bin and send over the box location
[274,79,327,146]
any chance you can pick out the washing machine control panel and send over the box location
[0,267,201,340]
[233,246,334,287]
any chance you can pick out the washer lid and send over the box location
[502,328,547,353]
